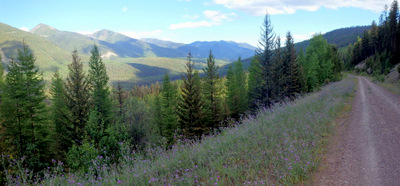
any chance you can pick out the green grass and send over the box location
[4,77,356,185]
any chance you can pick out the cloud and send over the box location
[170,21,216,29]
[122,7,128,12]
[183,14,199,19]
[213,0,393,15]
[19,27,29,32]
[119,29,163,39]
[203,10,236,22]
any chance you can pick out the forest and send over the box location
[0,13,344,184]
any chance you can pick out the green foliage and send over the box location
[88,45,113,128]
[65,50,90,145]
[256,13,275,107]
[50,70,71,161]
[202,51,223,128]
[226,57,248,120]
[178,53,206,138]
[67,141,99,172]
[247,56,262,111]
[159,73,179,144]
[1,42,50,171]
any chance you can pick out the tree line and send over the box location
[343,0,400,75]
[0,13,343,182]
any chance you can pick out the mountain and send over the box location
[0,23,72,78]
[90,30,186,58]
[295,26,371,51]
[177,40,256,61]
[141,38,185,49]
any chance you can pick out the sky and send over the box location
[0,0,393,47]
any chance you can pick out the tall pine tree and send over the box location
[50,70,71,160]
[177,53,206,138]
[284,32,302,99]
[65,49,90,145]
[160,72,179,144]
[1,42,49,170]
[255,13,275,107]
[247,56,262,111]
[202,50,222,129]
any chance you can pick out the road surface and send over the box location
[312,76,400,185]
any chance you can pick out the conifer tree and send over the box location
[255,13,275,107]
[50,70,71,160]
[226,57,248,120]
[88,45,112,128]
[247,56,262,111]
[1,42,49,170]
[202,50,222,128]
[273,36,284,101]
[285,32,302,99]
[65,49,90,145]
[177,53,206,138]
[160,72,179,143]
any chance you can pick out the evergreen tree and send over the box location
[88,45,112,128]
[65,49,90,145]
[388,0,399,58]
[256,13,275,107]
[284,32,302,99]
[160,72,179,143]
[247,56,262,111]
[1,42,49,170]
[202,50,222,129]
[50,70,71,161]
[226,57,248,120]
[177,53,206,138]
[273,36,284,101]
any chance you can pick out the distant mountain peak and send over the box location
[30,23,55,33]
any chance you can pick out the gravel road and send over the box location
[312,76,400,185]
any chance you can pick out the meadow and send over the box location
[2,76,355,185]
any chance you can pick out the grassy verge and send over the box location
[4,77,356,185]
[376,81,400,95]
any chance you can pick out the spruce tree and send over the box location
[255,13,275,107]
[177,53,206,138]
[160,72,179,143]
[202,50,222,129]
[50,70,71,160]
[88,45,112,127]
[285,32,302,99]
[1,42,49,170]
[273,36,284,102]
[65,49,90,145]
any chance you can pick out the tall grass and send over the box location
[4,77,355,185]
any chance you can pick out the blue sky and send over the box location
[0,0,393,46]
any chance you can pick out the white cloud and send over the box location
[119,29,163,39]
[122,7,128,12]
[170,21,216,29]
[203,10,236,22]
[183,14,199,19]
[213,0,393,15]
[19,27,29,32]
[293,32,316,43]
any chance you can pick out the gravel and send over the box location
[311,76,400,185]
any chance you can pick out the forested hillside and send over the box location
[0,11,346,184]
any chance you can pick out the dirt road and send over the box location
[312,76,400,185]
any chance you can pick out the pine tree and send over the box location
[65,49,90,145]
[247,56,262,111]
[1,42,49,170]
[256,13,275,107]
[177,53,206,138]
[285,32,302,99]
[50,70,71,160]
[160,72,179,143]
[202,50,222,129]
[226,57,248,120]
[88,45,112,128]
[273,36,284,101]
